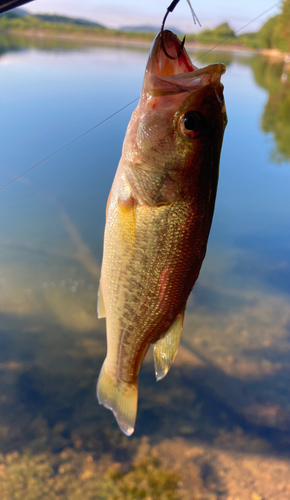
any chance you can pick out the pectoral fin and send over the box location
[153,312,184,381]
[97,281,106,319]
[117,196,137,246]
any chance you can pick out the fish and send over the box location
[97,30,227,436]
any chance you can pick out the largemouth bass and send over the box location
[97,30,227,435]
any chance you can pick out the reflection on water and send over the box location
[1,34,290,499]
[262,80,290,163]
[247,54,290,163]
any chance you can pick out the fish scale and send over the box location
[105,203,193,364]
[97,30,227,435]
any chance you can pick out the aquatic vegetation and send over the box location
[0,447,179,500]
[0,452,56,500]
[0,449,103,500]
[100,454,179,500]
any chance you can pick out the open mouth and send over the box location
[146,30,197,77]
[143,30,226,102]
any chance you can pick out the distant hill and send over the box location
[13,8,28,17]
[121,25,182,35]
[0,7,28,18]
[0,8,106,29]
[34,14,105,28]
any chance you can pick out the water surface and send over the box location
[1,35,290,499]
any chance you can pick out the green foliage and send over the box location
[187,22,269,50]
[255,15,287,51]
[0,13,105,34]
[0,12,155,42]
[254,0,290,51]
[34,14,104,28]
[235,32,261,49]
[211,22,235,38]
[258,16,280,48]
[280,0,290,51]
[254,0,290,52]
[190,22,236,46]
[186,4,290,52]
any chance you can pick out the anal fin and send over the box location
[97,281,106,318]
[153,312,184,381]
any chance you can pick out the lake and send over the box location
[1,34,290,499]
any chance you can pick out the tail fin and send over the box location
[97,363,138,436]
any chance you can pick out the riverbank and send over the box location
[260,48,289,60]
[0,28,288,60]
[0,28,254,53]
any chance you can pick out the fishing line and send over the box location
[0,0,282,192]
[185,0,201,27]
[0,98,139,192]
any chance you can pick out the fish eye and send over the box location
[179,111,205,138]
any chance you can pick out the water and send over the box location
[1,34,290,499]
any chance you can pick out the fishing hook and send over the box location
[161,0,201,60]
[161,0,185,60]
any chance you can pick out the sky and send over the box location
[25,0,282,32]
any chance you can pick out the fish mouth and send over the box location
[143,30,226,99]
[146,30,196,77]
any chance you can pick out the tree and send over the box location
[280,0,290,52]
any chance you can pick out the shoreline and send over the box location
[1,29,288,59]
